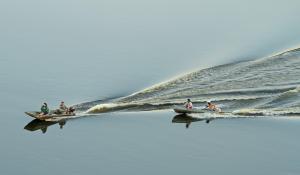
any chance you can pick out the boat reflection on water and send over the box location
[172,114,212,128]
[24,119,67,134]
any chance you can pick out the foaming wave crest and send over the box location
[87,103,131,113]
[233,107,300,116]
[78,47,300,116]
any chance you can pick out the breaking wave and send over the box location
[75,47,300,116]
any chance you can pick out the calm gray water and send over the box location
[1,0,300,174]
[2,110,300,175]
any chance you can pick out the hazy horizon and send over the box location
[1,0,300,104]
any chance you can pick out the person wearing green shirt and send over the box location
[41,103,49,115]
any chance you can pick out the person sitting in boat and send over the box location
[206,101,221,112]
[60,101,68,111]
[54,101,68,114]
[184,99,193,109]
[41,103,49,115]
[59,101,75,115]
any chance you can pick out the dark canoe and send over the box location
[173,106,205,114]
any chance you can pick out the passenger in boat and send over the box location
[206,101,221,112]
[60,101,68,111]
[184,99,193,109]
[56,101,75,115]
[54,101,68,114]
[41,103,49,115]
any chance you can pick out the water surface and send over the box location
[1,0,300,174]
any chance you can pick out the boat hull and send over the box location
[173,106,205,114]
[25,111,75,121]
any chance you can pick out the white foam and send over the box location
[233,107,300,116]
[87,103,121,113]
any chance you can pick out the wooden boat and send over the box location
[25,111,75,121]
[173,105,223,114]
[173,106,205,114]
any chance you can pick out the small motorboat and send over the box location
[25,111,75,121]
[173,105,223,114]
[173,106,205,114]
